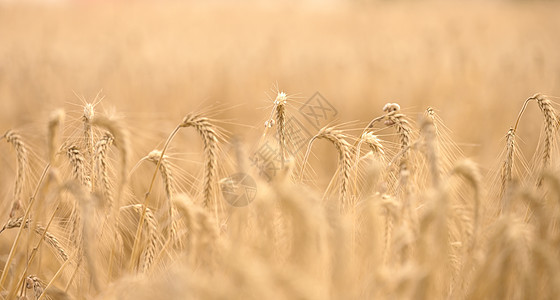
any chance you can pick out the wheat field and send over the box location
[1,1,560,299]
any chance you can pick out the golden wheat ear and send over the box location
[2,130,29,218]
[301,126,353,211]
[94,133,114,211]
[47,109,65,165]
[144,150,177,246]
[180,113,220,209]
[533,93,558,185]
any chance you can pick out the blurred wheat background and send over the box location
[1,0,560,299]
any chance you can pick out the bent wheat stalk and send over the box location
[145,150,177,244]
[130,112,219,271]
[301,126,352,211]
[180,113,219,209]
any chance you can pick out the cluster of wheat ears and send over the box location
[0,92,559,299]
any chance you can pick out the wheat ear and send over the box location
[301,126,352,211]
[180,113,219,208]
[94,133,114,211]
[422,115,440,187]
[500,128,515,202]
[452,159,482,251]
[383,103,412,168]
[47,109,65,164]
[91,115,130,219]
[2,130,29,218]
[534,93,557,184]
[66,145,92,190]
[0,217,68,262]
[120,204,159,273]
[145,150,177,244]
[275,92,287,168]
[25,275,44,300]
[82,103,94,158]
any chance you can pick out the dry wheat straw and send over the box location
[3,130,28,217]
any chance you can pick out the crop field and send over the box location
[1,1,560,299]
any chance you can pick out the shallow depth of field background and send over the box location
[1,1,560,299]
[1,0,559,170]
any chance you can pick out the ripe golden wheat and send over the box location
[1,92,560,300]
